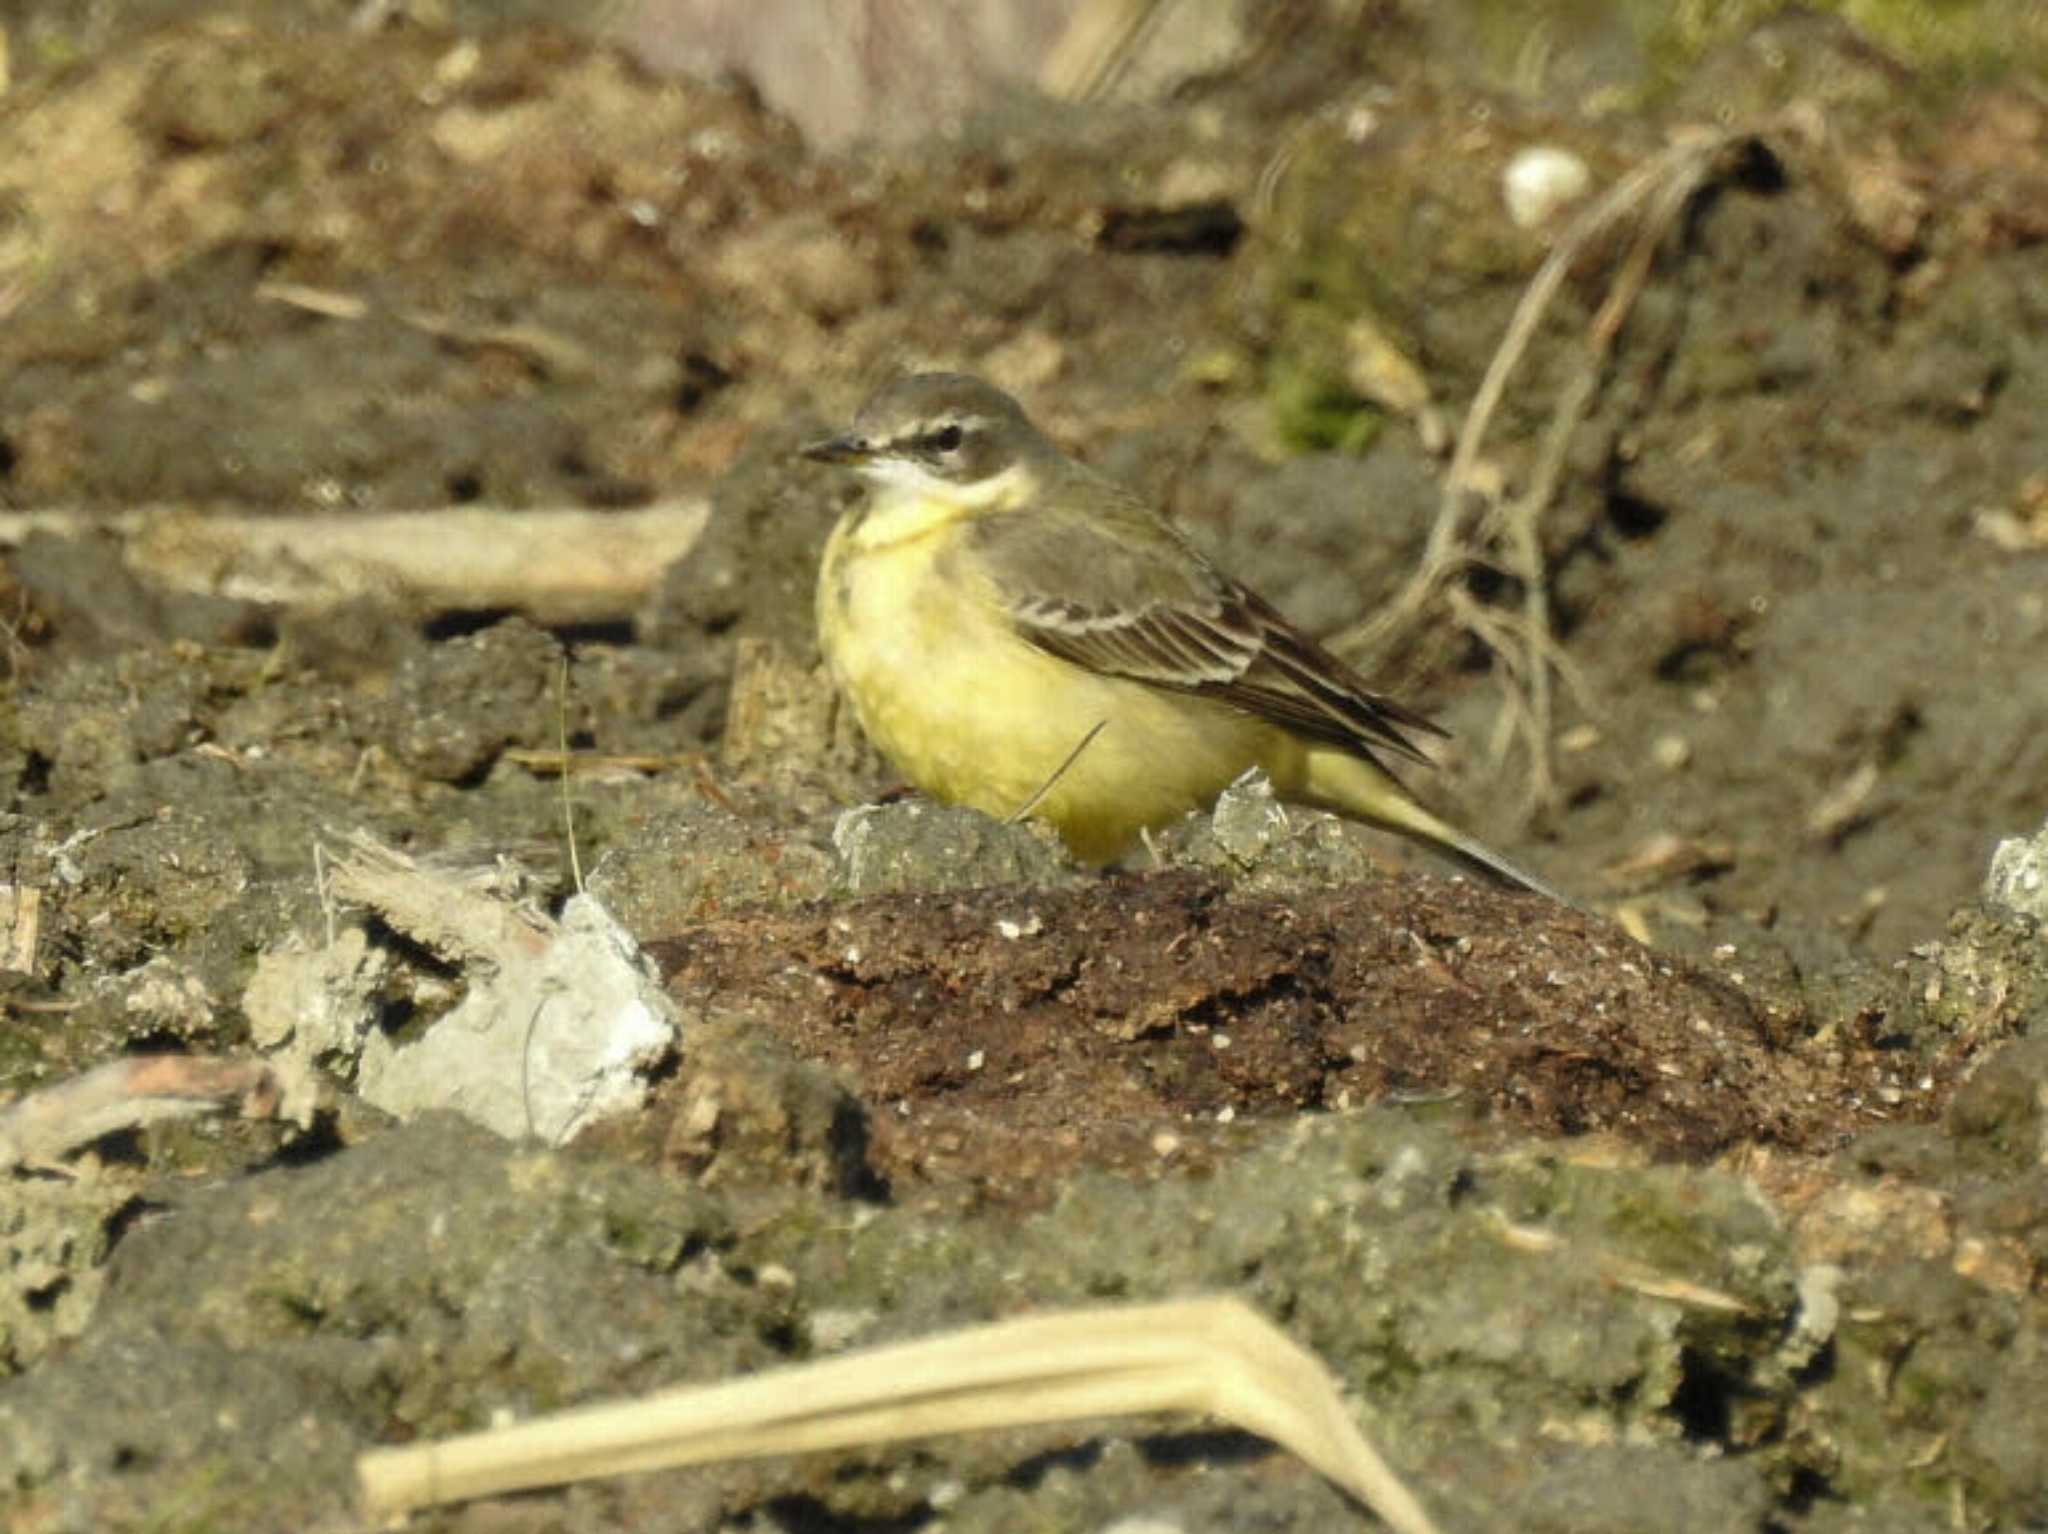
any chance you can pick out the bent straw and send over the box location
[357,1294,1439,1534]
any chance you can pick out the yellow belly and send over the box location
[818,511,1301,862]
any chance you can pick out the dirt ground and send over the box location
[2,3,2048,1532]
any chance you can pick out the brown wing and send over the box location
[968,482,1446,767]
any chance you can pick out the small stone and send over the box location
[1985,816,2048,921]
[1503,146,1592,229]
[1652,734,1692,771]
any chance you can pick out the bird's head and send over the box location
[802,373,1052,500]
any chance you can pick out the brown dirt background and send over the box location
[2,3,2048,1532]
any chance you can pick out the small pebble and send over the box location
[1652,734,1691,770]
[1503,145,1592,229]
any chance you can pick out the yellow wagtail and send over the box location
[805,372,1568,902]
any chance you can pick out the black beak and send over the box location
[800,433,870,466]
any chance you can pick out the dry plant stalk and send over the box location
[322,829,551,971]
[0,882,38,973]
[0,502,708,623]
[1335,128,1752,816]
[356,1294,1441,1534]
[501,747,705,776]
[1039,0,1171,101]
[1491,1215,1750,1313]
[0,1055,313,1170]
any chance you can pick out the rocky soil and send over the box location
[2,3,2047,1531]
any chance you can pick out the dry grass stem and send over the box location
[356,1295,1442,1534]
[502,748,710,776]
[1333,129,1750,817]
[1493,1216,1750,1313]
[555,654,586,896]
[253,279,370,320]
[1007,717,1109,825]
[1039,0,1169,101]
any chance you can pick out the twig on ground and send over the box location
[501,748,703,776]
[0,1055,315,1172]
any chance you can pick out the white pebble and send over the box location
[1503,146,1592,229]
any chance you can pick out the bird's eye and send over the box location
[928,424,964,453]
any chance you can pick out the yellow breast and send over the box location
[816,487,1300,862]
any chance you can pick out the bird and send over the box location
[804,371,1569,903]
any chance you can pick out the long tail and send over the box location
[1302,749,1578,909]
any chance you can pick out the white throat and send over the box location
[846,459,1037,547]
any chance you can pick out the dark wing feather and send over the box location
[969,479,1446,767]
